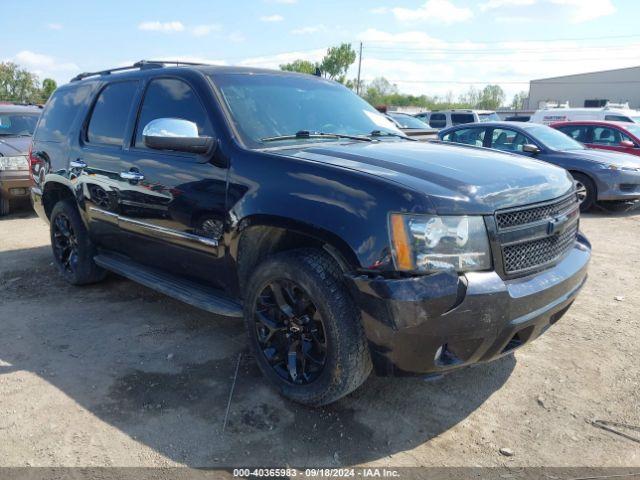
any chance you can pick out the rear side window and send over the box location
[556,125,589,142]
[429,113,446,129]
[134,78,212,148]
[87,81,138,146]
[442,127,486,146]
[36,85,92,142]
[451,113,475,125]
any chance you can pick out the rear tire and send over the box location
[244,248,372,406]
[50,199,106,285]
[572,172,596,212]
[0,196,10,216]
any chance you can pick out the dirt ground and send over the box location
[0,206,638,468]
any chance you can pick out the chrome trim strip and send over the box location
[88,207,218,248]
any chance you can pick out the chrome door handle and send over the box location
[120,171,145,181]
[70,159,87,169]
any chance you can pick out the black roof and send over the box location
[70,60,313,82]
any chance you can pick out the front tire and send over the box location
[50,199,106,285]
[244,249,372,406]
[572,172,596,212]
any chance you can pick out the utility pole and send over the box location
[356,42,363,95]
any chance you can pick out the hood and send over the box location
[563,148,640,169]
[0,136,31,156]
[280,141,573,215]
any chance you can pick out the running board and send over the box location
[94,253,243,318]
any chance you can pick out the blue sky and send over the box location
[1,0,638,101]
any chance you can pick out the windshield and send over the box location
[478,112,500,122]
[625,124,640,137]
[526,124,585,151]
[388,113,430,129]
[213,73,401,148]
[0,113,39,136]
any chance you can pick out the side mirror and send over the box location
[522,144,541,154]
[619,140,635,148]
[143,118,214,155]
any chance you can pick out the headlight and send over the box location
[389,214,492,273]
[0,155,29,171]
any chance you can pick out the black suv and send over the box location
[30,61,591,405]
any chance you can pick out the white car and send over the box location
[416,109,500,129]
[530,103,640,125]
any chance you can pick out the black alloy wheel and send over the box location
[52,212,79,274]
[254,279,327,384]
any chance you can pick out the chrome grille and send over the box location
[495,193,580,276]
[496,193,578,229]
[503,223,578,274]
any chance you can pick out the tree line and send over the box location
[0,62,57,104]
[281,43,528,111]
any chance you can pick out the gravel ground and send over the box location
[0,206,638,468]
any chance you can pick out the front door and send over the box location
[116,76,229,290]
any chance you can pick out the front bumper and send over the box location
[0,170,32,200]
[347,233,591,376]
[595,169,640,201]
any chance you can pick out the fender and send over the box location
[225,146,434,272]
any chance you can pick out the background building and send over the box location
[528,66,640,110]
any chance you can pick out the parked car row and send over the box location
[438,121,640,211]
[27,61,592,406]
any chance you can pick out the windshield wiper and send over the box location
[261,130,372,143]
[369,130,416,141]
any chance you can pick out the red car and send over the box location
[551,120,640,156]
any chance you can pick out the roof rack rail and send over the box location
[70,59,211,82]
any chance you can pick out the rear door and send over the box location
[116,75,229,289]
[75,79,141,251]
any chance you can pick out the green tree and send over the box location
[41,78,57,102]
[458,86,482,107]
[511,91,528,110]
[279,59,318,75]
[279,43,357,84]
[320,43,356,83]
[0,62,41,103]
[477,84,506,110]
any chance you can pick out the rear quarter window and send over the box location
[35,85,92,142]
[451,113,475,125]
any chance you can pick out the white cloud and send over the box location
[267,0,297,3]
[10,50,80,83]
[550,0,616,23]
[370,6,389,14]
[480,0,615,23]
[392,0,473,24]
[228,32,246,43]
[191,24,221,36]
[291,25,325,34]
[239,49,325,69]
[47,23,63,30]
[480,0,535,10]
[138,21,185,33]
[260,14,284,22]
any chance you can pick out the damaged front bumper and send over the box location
[346,233,591,376]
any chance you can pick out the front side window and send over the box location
[442,127,486,147]
[490,128,530,152]
[429,113,446,128]
[0,113,39,136]
[592,126,631,146]
[214,73,400,148]
[87,81,138,146]
[451,113,475,125]
[135,78,213,149]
